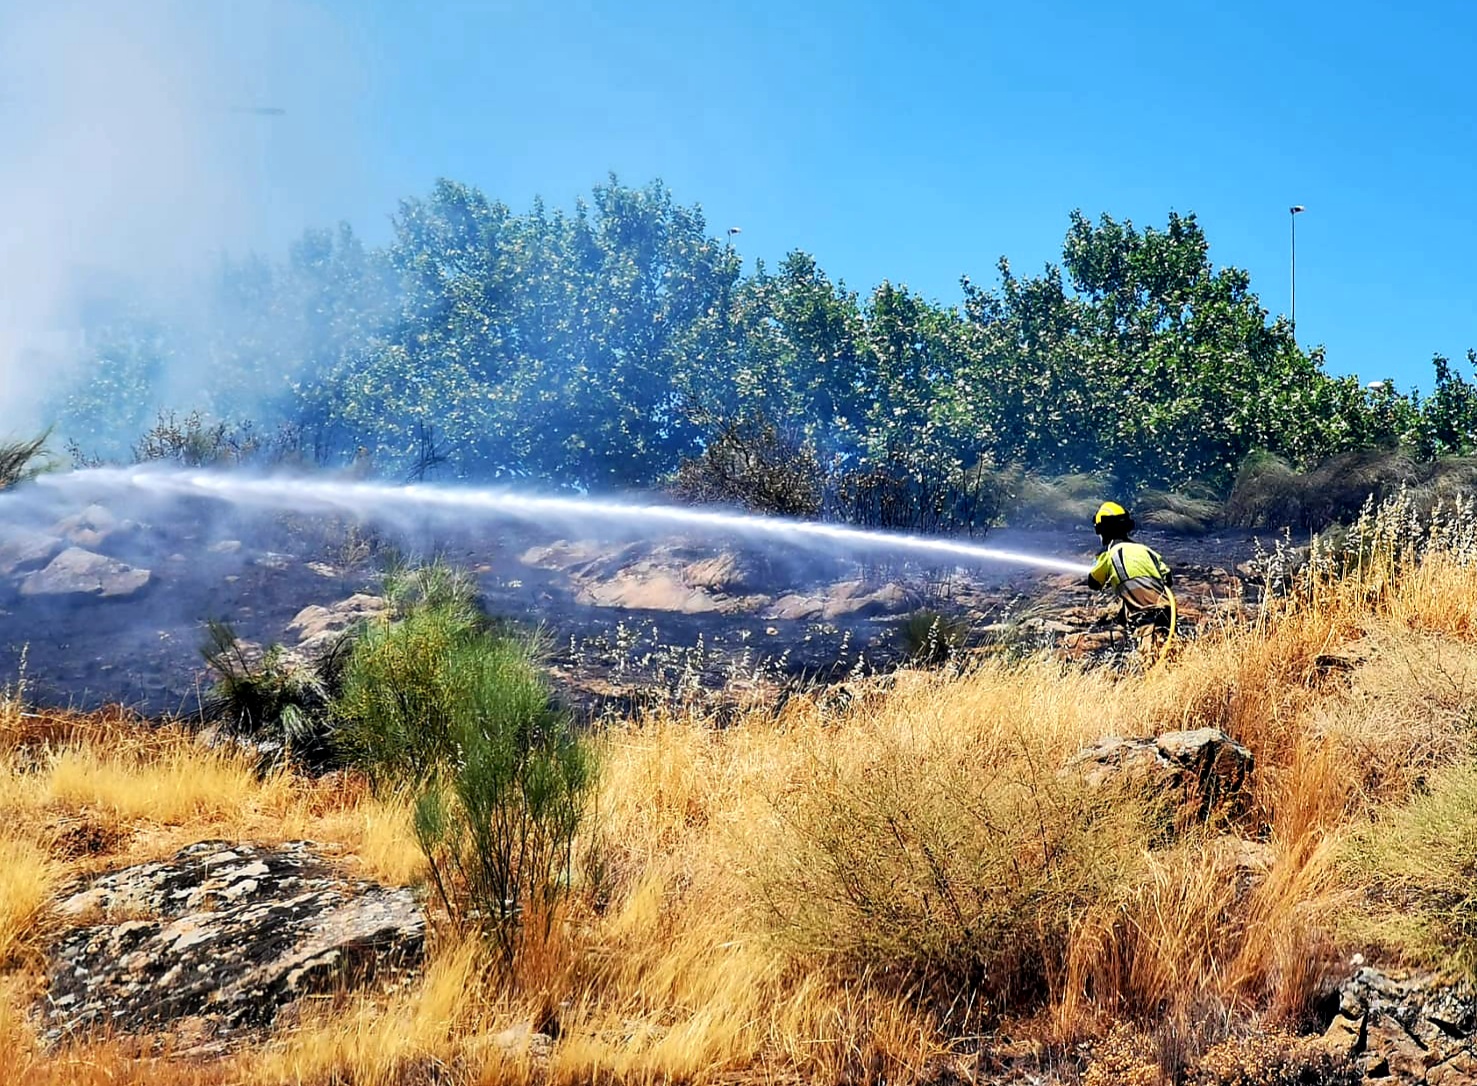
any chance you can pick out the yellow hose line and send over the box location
[1148,587,1178,674]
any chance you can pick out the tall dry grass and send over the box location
[5,490,1477,1082]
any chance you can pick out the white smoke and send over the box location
[0,0,366,434]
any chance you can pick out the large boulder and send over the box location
[1064,727,1253,820]
[45,841,424,1045]
[523,541,768,615]
[19,547,151,600]
[1323,966,1477,1084]
[823,581,919,620]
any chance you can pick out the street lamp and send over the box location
[1289,205,1305,334]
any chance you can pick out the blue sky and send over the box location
[196,1,1477,390]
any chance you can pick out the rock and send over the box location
[1022,617,1077,635]
[522,542,765,615]
[683,552,757,593]
[19,547,151,600]
[579,568,721,614]
[767,582,921,622]
[1064,727,1253,820]
[822,582,919,620]
[52,503,116,539]
[44,841,423,1042]
[1059,630,1118,658]
[287,594,388,653]
[208,540,243,555]
[51,504,142,554]
[0,528,63,577]
[1322,966,1477,1083]
[519,540,610,573]
[490,1023,555,1061]
[767,593,828,621]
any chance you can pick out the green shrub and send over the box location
[414,701,593,969]
[124,409,314,470]
[330,559,594,968]
[1341,761,1477,975]
[332,605,547,790]
[380,556,482,621]
[134,410,259,466]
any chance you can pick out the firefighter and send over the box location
[1086,501,1176,662]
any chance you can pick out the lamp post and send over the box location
[1289,205,1305,334]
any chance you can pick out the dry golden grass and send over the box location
[7,494,1477,1083]
[0,833,58,969]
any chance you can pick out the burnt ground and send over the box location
[0,489,1282,718]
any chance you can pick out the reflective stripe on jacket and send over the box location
[1089,541,1172,612]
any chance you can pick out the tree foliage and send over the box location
[53,179,1477,501]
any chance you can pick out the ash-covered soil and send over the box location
[0,487,1280,716]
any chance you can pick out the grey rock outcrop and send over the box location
[45,841,423,1043]
[1064,727,1254,819]
[1323,966,1477,1084]
[20,547,151,600]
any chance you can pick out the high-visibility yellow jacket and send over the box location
[1088,540,1172,612]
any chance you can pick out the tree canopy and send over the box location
[52,176,1477,497]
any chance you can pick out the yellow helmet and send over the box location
[1094,501,1127,525]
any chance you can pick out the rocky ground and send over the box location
[0,488,1277,715]
[47,841,424,1055]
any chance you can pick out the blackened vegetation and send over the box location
[670,419,824,518]
[672,416,1004,535]
[199,619,344,771]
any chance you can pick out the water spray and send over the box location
[33,467,1093,576]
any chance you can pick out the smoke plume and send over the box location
[0,0,365,434]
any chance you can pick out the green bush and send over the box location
[380,556,483,621]
[330,559,594,968]
[414,700,593,968]
[333,606,547,791]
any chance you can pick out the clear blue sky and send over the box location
[246,0,1476,390]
